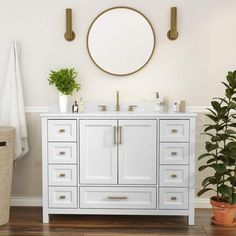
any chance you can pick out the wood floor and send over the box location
[0,207,235,236]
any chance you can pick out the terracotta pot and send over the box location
[210,197,236,224]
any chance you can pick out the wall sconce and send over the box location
[64,8,76,41]
[167,7,178,40]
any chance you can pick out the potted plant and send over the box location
[198,70,236,226]
[48,68,80,113]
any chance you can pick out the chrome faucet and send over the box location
[116,91,120,112]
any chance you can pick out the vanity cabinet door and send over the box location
[118,120,157,185]
[80,120,118,184]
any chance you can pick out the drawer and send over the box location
[160,143,189,164]
[49,165,77,186]
[48,120,76,142]
[80,187,156,209]
[48,143,77,164]
[160,165,188,187]
[49,187,77,208]
[159,188,188,209]
[160,120,189,142]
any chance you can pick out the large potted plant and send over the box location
[198,70,236,226]
[48,68,80,113]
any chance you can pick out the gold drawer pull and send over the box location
[171,129,178,133]
[59,195,66,199]
[171,174,177,178]
[59,173,66,177]
[108,196,128,200]
[59,129,65,133]
[171,196,177,201]
[59,151,65,155]
[114,126,117,145]
[171,151,177,156]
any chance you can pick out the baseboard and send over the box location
[11,197,211,208]
[11,197,42,207]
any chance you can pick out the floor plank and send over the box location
[0,207,234,236]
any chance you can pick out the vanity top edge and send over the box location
[40,112,197,117]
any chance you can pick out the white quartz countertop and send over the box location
[40,112,197,117]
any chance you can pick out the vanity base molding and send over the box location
[41,113,196,225]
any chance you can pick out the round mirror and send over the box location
[87,7,156,76]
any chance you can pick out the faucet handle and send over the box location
[98,105,107,112]
[128,105,137,112]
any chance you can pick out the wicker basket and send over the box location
[0,127,15,225]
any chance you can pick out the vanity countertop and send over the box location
[40,112,197,117]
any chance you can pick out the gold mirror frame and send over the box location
[87,6,156,76]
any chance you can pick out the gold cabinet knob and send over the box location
[171,174,177,178]
[59,195,66,199]
[171,196,177,201]
[59,129,65,133]
[59,151,65,155]
[59,173,66,177]
[171,151,177,156]
[171,129,178,133]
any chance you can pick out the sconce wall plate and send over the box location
[65,8,76,41]
[167,7,178,40]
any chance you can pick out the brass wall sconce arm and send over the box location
[65,8,76,41]
[167,7,178,40]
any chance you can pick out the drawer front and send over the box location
[160,120,189,142]
[159,188,188,209]
[48,143,77,164]
[49,187,77,208]
[160,165,188,187]
[48,120,76,142]
[80,187,156,209]
[160,143,189,165]
[49,165,77,186]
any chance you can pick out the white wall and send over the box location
[1,0,236,108]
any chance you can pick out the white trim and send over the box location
[195,198,211,208]
[11,197,42,207]
[24,106,210,113]
[11,197,211,208]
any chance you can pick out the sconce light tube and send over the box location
[167,7,178,40]
[65,8,75,41]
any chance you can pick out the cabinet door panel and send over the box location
[119,120,157,184]
[80,120,117,184]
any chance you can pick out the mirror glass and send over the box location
[87,7,156,76]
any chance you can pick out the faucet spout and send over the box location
[116,91,120,112]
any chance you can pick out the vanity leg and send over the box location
[43,212,49,224]
[188,212,195,225]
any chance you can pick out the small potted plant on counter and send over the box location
[198,70,236,226]
[48,68,80,113]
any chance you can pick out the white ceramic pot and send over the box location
[59,93,68,113]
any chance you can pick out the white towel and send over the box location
[0,41,29,161]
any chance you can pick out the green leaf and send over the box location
[218,185,231,197]
[212,163,226,173]
[198,153,212,161]
[205,142,218,152]
[207,158,216,164]
[197,188,215,197]
[199,165,212,171]
[211,101,221,112]
[202,177,217,187]
[205,114,218,122]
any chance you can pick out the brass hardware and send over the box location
[128,105,137,112]
[59,151,65,155]
[114,126,117,145]
[59,129,65,133]
[171,196,177,201]
[167,7,178,40]
[64,8,76,41]
[116,91,120,112]
[86,7,156,76]
[171,151,177,156]
[59,195,66,199]
[108,196,128,200]
[119,126,122,145]
[59,173,66,177]
[98,105,107,112]
[171,129,178,133]
[171,174,177,178]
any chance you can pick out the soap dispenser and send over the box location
[154,92,161,112]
